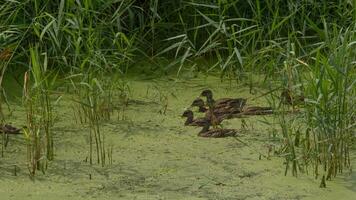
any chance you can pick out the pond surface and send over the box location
[0,75,355,199]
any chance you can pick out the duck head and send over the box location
[200,89,213,99]
[191,98,205,107]
[181,110,193,118]
[191,98,208,112]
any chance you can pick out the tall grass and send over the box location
[303,26,355,181]
[70,71,118,166]
[268,25,355,185]
[22,45,57,176]
[1,1,354,74]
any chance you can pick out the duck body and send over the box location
[242,106,274,115]
[214,98,247,109]
[182,109,229,133]
[0,124,21,134]
[191,97,245,120]
[200,90,247,111]
[198,128,238,138]
[243,106,272,111]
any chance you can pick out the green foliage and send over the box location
[23,45,57,176]
[268,25,355,185]
[1,0,354,74]
[302,26,355,180]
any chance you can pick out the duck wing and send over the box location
[189,117,210,127]
[215,98,247,109]
[241,106,274,115]
[205,106,244,120]
[215,98,234,105]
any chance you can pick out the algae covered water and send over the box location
[0,76,355,200]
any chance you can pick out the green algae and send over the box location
[0,76,355,200]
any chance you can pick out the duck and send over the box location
[200,89,247,111]
[280,89,304,106]
[191,98,246,119]
[197,89,247,129]
[198,126,238,138]
[182,110,210,127]
[182,109,229,132]
[190,98,208,113]
[242,106,274,115]
[0,124,21,134]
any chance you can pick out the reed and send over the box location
[268,25,355,185]
[70,72,112,167]
[1,1,354,75]
[69,73,129,168]
[302,26,355,182]
[23,69,45,176]
[115,78,131,121]
[0,87,6,158]
[22,46,57,176]
[0,48,10,157]
[30,45,56,161]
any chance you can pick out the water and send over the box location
[0,75,355,199]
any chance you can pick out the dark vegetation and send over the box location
[0,0,355,186]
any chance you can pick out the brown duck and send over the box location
[198,125,238,138]
[181,110,210,127]
[242,106,274,115]
[0,124,21,134]
[200,89,247,111]
[182,110,228,132]
[191,98,246,119]
[191,98,209,113]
